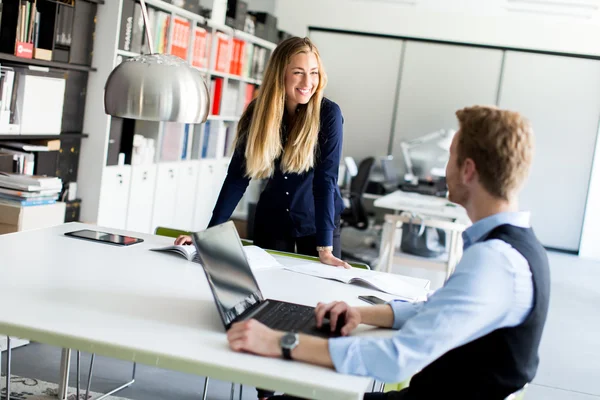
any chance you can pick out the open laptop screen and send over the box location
[192,221,263,327]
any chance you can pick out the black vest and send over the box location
[405,224,551,400]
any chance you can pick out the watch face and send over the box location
[281,333,299,348]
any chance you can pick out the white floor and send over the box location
[529,252,600,399]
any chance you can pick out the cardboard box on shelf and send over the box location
[0,201,66,234]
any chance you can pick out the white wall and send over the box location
[274,0,600,57]
[580,132,600,260]
[272,0,600,257]
[247,0,276,14]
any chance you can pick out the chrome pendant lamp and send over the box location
[104,0,210,123]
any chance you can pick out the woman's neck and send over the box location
[286,101,298,118]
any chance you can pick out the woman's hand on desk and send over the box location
[174,235,193,245]
[319,250,351,269]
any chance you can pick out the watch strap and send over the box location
[282,346,292,360]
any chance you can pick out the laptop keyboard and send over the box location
[254,301,316,332]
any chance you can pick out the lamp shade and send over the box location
[104,53,210,124]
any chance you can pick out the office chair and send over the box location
[340,157,375,231]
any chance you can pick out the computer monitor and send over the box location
[381,156,399,183]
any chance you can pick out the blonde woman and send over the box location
[176,36,350,270]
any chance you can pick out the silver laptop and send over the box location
[191,221,342,337]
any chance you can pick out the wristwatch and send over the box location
[280,332,299,360]
[316,246,333,253]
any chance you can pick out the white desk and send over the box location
[0,223,424,400]
[374,190,470,279]
[374,190,469,223]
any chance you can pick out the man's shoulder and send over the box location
[462,239,530,277]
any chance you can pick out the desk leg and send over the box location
[4,337,11,400]
[201,377,209,400]
[76,351,80,400]
[57,348,71,400]
[85,354,95,400]
[377,219,398,273]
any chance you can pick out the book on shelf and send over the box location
[210,77,224,115]
[0,185,60,198]
[223,124,236,157]
[1,141,49,152]
[160,122,184,162]
[214,32,230,73]
[229,38,244,76]
[170,16,191,60]
[0,147,35,175]
[54,4,74,49]
[220,83,239,116]
[201,121,220,159]
[181,124,191,160]
[0,172,62,190]
[0,170,62,208]
[154,10,170,54]
[140,6,156,54]
[0,66,17,133]
[192,26,210,69]
[243,83,256,111]
[0,191,58,207]
[118,0,134,51]
[130,1,145,54]
[242,42,254,78]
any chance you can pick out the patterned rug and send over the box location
[0,375,130,400]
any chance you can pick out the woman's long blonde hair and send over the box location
[238,37,328,179]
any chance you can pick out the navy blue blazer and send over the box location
[208,97,345,247]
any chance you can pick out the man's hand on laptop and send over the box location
[227,319,283,358]
[319,250,352,269]
[174,235,193,245]
[315,301,361,336]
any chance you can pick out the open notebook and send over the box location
[282,263,429,302]
[150,244,283,270]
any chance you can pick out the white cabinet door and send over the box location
[498,52,600,251]
[97,166,131,229]
[126,164,157,234]
[214,158,230,205]
[151,162,179,232]
[192,160,219,231]
[174,160,200,232]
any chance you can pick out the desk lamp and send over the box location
[104,0,210,123]
[400,129,456,184]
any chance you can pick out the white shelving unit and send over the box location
[78,0,277,234]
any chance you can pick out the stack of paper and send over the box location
[0,172,62,207]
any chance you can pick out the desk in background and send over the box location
[0,223,429,400]
[374,190,470,280]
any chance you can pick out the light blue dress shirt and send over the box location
[328,212,534,383]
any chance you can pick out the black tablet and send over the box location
[64,229,144,246]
